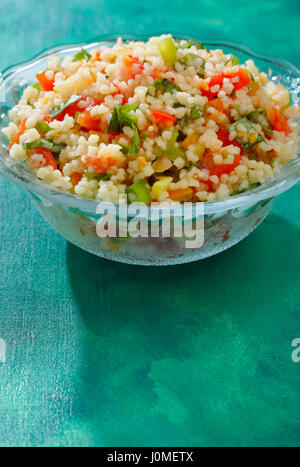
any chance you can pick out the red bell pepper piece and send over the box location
[201,150,242,177]
[76,97,104,131]
[34,148,57,170]
[122,55,144,78]
[77,111,101,131]
[201,69,251,100]
[203,179,215,193]
[52,96,103,127]
[9,118,27,149]
[272,108,290,136]
[50,101,82,122]
[36,71,56,92]
[70,172,82,185]
[150,109,177,126]
[217,128,243,151]
[112,82,127,105]
[85,155,115,173]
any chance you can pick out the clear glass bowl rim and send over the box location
[0,32,299,216]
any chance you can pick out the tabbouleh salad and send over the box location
[3,35,299,204]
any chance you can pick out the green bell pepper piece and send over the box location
[126,179,152,204]
[158,38,177,66]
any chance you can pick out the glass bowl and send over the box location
[0,34,299,266]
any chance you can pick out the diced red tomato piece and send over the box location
[77,110,101,131]
[201,69,251,100]
[52,96,103,126]
[226,69,251,91]
[151,69,165,80]
[193,174,216,193]
[9,118,27,149]
[114,134,130,143]
[76,97,103,130]
[51,101,82,122]
[112,82,127,105]
[264,131,272,141]
[34,148,57,170]
[70,172,82,185]
[122,55,144,78]
[150,109,177,127]
[202,179,215,193]
[201,150,242,177]
[36,71,56,92]
[85,155,116,173]
[272,108,290,136]
[42,115,52,123]
[201,76,223,100]
[217,128,243,151]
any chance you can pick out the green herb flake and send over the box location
[141,131,149,139]
[85,171,112,182]
[119,144,129,155]
[108,104,139,132]
[108,104,140,155]
[180,53,206,77]
[147,78,181,97]
[225,54,239,66]
[73,48,92,62]
[190,105,202,120]
[264,127,273,137]
[23,138,66,154]
[229,117,265,149]
[247,108,273,136]
[96,173,111,182]
[180,115,189,127]
[49,94,81,119]
[108,108,121,132]
[128,126,140,155]
[173,103,184,109]
[176,39,209,52]
[177,130,186,142]
[248,153,257,160]
[32,83,41,92]
[230,182,261,197]
[188,161,198,172]
[163,128,187,162]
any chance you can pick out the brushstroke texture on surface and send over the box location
[0,0,299,447]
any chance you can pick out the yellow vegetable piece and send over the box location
[194,143,205,158]
[169,187,194,202]
[248,81,259,96]
[248,132,258,144]
[137,156,147,169]
[199,81,209,91]
[152,176,173,200]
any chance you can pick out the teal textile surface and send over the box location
[0,0,299,447]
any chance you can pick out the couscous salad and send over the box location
[3,35,299,204]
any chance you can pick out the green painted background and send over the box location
[0,0,299,447]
